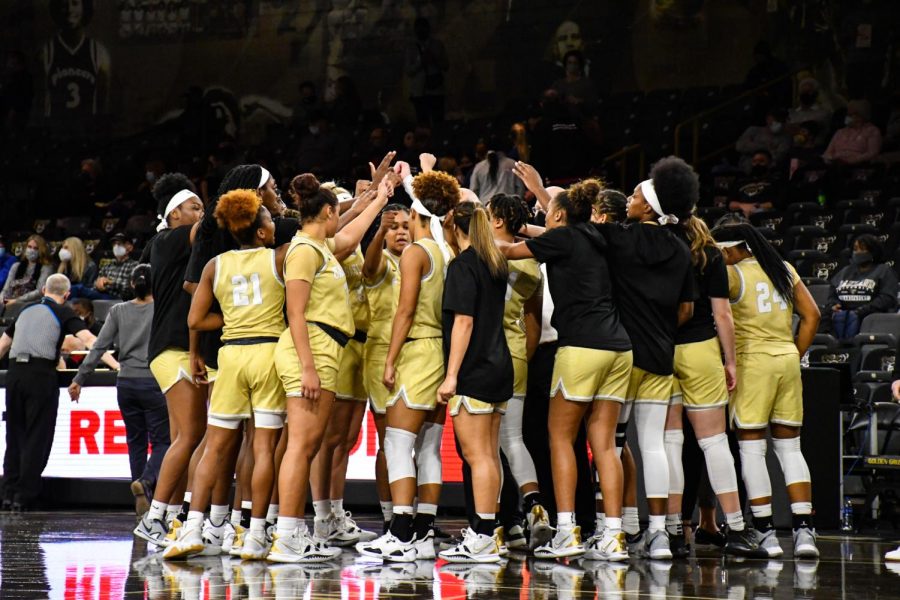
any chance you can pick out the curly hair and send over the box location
[565,178,602,224]
[290,173,337,223]
[594,189,627,223]
[411,171,460,217]
[488,193,530,235]
[649,156,699,221]
[152,173,196,219]
[214,189,264,245]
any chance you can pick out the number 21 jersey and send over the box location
[727,258,800,356]
[214,248,286,341]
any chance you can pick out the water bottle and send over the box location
[841,498,854,532]
[817,192,827,207]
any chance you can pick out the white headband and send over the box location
[715,240,744,249]
[258,167,271,189]
[640,179,679,225]
[156,189,198,232]
[336,192,353,203]
[403,174,453,264]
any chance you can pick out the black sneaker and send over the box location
[670,533,691,559]
[724,527,768,558]
[626,531,646,558]
[694,527,726,548]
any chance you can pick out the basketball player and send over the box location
[712,223,821,559]
[43,0,110,118]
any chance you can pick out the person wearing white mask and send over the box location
[56,236,98,288]
[0,234,54,307]
[735,107,792,173]
[70,232,139,300]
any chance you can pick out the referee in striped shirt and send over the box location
[0,274,100,511]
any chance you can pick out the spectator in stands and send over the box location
[729,150,786,218]
[69,264,169,516]
[56,237,98,288]
[551,50,598,109]
[828,234,898,340]
[735,107,792,173]
[0,234,53,306]
[823,99,882,165]
[405,17,448,126]
[788,78,831,147]
[0,237,17,286]
[469,138,524,201]
[71,232,139,300]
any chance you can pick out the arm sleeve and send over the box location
[16,265,52,304]
[284,244,321,284]
[524,227,571,263]
[442,260,477,317]
[706,252,729,298]
[73,307,119,384]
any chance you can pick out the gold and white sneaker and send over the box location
[240,529,271,560]
[527,504,553,550]
[494,526,509,558]
[228,524,246,557]
[586,530,629,562]
[534,525,585,559]
[267,524,341,564]
[438,527,502,564]
[162,522,205,560]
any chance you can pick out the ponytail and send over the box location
[684,215,718,272]
[131,263,152,300]
[454,201,508,280]
[712,223,794,301]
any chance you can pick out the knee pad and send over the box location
[772,437,811,486]
[500,417,538,488]
[738,438,772,501]
[634,404,669,498]
[384,427,417,484]
[664,429,684,496]
[697,432,739,495]
[414,422,443,486]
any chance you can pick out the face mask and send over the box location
[145,171,156,184]
[799,92,817,106]
[845,115,855,127]
[24,248,38,262]
[751,165,768,177]
[59,248,72,262]
[852,251,873,265]
[769,122,783,134]
[112,244,128,259]
[308,125,320,136]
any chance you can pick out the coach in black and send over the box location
[0,273,99,510]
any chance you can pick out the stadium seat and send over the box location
[92,299,122,323]
[749,210,786,232]
[838,223,879,250]
[807,346,862,373]
[807,283,831,308]
[813,333,840,348]
[0,301,27,325]
[851,313,900,348]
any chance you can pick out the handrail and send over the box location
[603,144,645,190]
[674,70,801,166]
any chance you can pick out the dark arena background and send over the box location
[0,0,899,598]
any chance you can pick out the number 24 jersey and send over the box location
[727,258,800,356]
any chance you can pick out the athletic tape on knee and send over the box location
[384,427,418,484]
[772,437,811,486]
[738,438,772,501]
[698,433,739,495]
[414,422,443,486]
[664,429,685,496]
[500,407,538,487]
[635,404,669,498]
[614,422,628,449]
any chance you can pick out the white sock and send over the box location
[230,509,242,526]
[606,517,622,533]
[241,500,252,511]
[331,499,344,515]
[276,516,299,536]
[648,515,666,533]
[266,504,279,523]
[557,512,575,527]
[313,500,331,520]
[750,503,773,518]
[393,505,414,516]
[250,517,267,535]
[183,492,192,504]
[380,501,393,522]
[148,500,167,521]
[665,514,683,536]
[596,512,606,531]
[165,506,180,523]
[791,501,813,516]
[623,507,640,535]
[186,510,204,529]
[726,511,745,531]
[417,502,438,516]
[210,504,229,526]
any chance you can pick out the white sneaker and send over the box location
[267,525,341,563]
[220,521,237,554]
[162,518,182,549]
[440,563,505,595]
[645,530,673,561]
[240,529,271,560]
[439,527,502,563]
[338,511,378,543]
[313,515,337,543]
[356,531,417,563]
[134,515,169,547]
[793,527,819,559]
[162,522,205,560]
[586,530,629,562]
[200,519,225,556]
[414,529,436,560]
[759,529,784,558]
[527,504,553,550]
[886,545,900,562]
[228,524,246,557]
[534,525,585,559]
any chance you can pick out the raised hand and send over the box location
[512,161,544,194]
[419,153,437,173]
[369,150,398,187]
